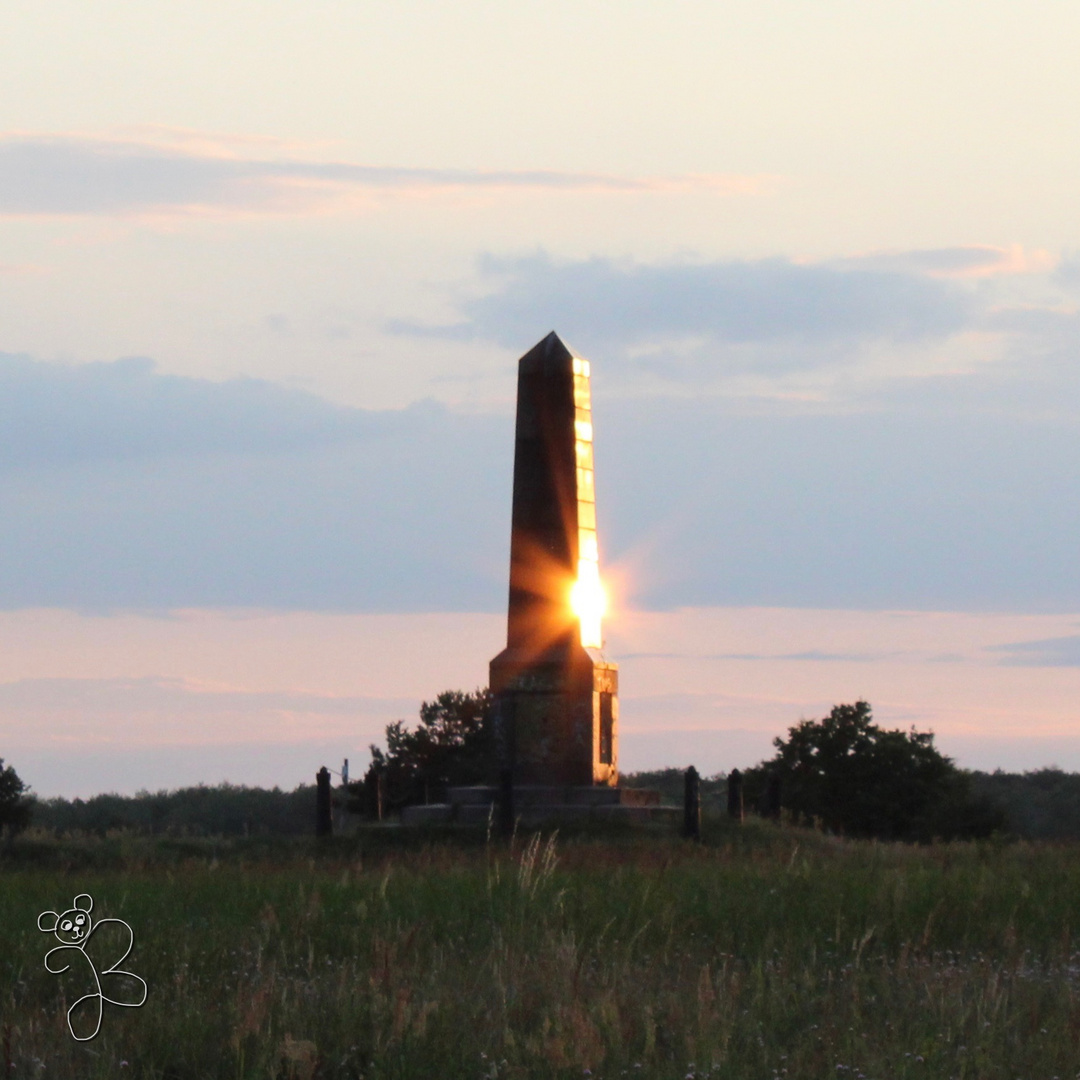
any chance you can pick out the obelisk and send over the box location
[489,332,619,786]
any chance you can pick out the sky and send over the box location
[4,1,1080,796]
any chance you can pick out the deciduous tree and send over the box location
[363,689,494,813]
[0,758,31,837]
[746,701,1003,841]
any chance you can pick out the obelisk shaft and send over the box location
[505,332,579,656]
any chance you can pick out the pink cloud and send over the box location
[835,244,1056,280]
[0,132,771,220]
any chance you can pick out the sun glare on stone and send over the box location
[571,560,606,649]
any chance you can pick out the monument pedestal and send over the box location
[490,640,618,787]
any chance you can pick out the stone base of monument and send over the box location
[399,785,679,827]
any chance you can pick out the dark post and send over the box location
[497,768,516,839]
[727,768,744,822]
[763,771,782,820]
[683,766,701,841]
[363,767,385,821]
[316,766,332,837]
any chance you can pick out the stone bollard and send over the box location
[364,768,384,822]
[316,766,333,837]
[683,766,701,841]
[762,771,782,820]
[727,768,744,823]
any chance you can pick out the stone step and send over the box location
[446,786,497,806]
[400,803,454,825]
[402,801,678,827]
[446,785,661,808]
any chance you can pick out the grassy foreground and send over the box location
[3,822,1080,1079]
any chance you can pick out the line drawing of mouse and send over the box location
[37,893,148,1041]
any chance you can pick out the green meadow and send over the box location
[3,822,1080,1079]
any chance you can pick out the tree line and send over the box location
[4,694,1080,841]
[2,776,315,838]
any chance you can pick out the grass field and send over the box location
[3,820,1080,1079]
